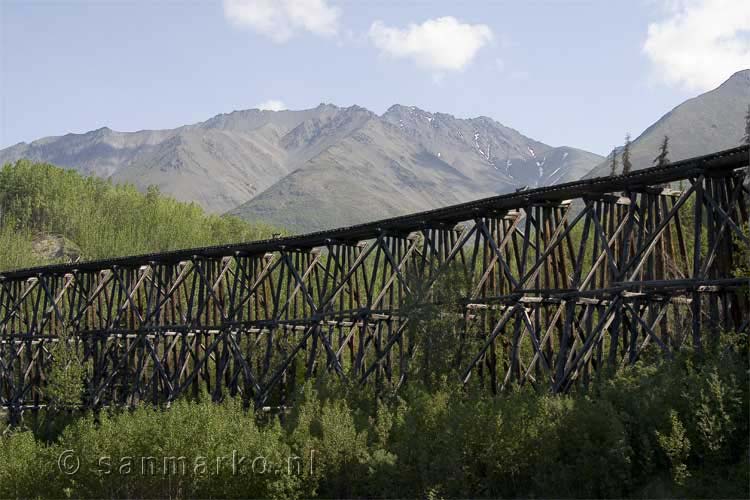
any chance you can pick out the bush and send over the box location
[2,332,748,499]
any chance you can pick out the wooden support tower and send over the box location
[1,146,748,419]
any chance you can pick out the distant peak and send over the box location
[382,104,431,117]
[727,68,750,83]
[316,102,339,110]
[388,104,419,110]
[214,109,262,117]
[703,68,750,96]
[473,115,496,125]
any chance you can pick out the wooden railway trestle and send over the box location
[1,146,748,416]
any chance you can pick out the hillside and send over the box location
[585,69,750,178]
[0,160,279,272]
[0,104,603,231]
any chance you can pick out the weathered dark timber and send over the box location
[1,145,748,418]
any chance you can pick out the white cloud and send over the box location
[223,0,340,43]
[368,17,493,72]
[643,0,750,91]
[256,99,286,111]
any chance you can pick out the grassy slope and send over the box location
[0,160,281,272]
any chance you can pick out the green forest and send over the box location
[0,161,748,499]
[0,160,279,272]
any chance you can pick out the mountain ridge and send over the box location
[5,67,746,233]
[0,103,604,229]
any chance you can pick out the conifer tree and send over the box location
[622,134,632,174]
[654,135,670,167]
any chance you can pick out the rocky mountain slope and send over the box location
[585,69,750,178]
[0,104,602,231]
[230,106,601,230]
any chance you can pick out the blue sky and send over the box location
[1,0,748,154]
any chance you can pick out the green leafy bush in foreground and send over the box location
[1,334,747,499]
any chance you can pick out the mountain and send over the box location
[230,106,601,230]
[585,69,750,178]
[0,104,602,231]
[0,106,346,214]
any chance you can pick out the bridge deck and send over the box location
[2,145,746,279]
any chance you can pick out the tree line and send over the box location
[0,160,280,272]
